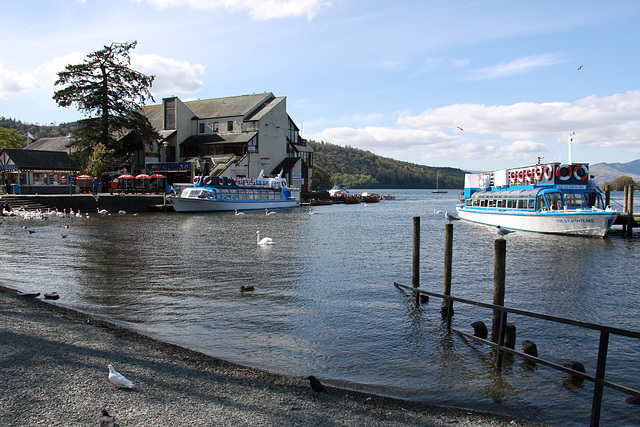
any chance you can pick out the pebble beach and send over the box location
[0,286,548,426]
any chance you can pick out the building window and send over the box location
[227,121,234,132]
[210,122,219,133]
[199,123,205,133]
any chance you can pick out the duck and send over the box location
[240,285,255,292]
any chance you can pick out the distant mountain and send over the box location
[589,160,640,185]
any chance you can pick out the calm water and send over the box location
[2,190,639,426]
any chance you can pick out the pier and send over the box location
[607,184,637,237]
[0,193,171,213]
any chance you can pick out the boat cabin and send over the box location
[465,187,605,212]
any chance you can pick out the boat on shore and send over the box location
[455,162,618,237]
[166,171,300,213]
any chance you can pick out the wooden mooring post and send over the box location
[412,216,420,305]
[626,185,635,238]
[441,223,454,326]
[492,238,507,366]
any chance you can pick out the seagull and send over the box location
[444,212,459,223]
[118,210,126,215]
[578,65,583,70]
[308,209,319,215]
[61,234,67,238]
[107,364,135,389]
[265,209,276,216]
[496,226,515,236]
[456,126,464,131]
[234,209,245,216]
[306,375,327,394]
[256,230,275,245]
[99,409,119,427]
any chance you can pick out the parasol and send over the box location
[118,174,135,179]
[135,174,151,179]
[77,174,93,179]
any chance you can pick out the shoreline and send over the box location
[0,285,548,426]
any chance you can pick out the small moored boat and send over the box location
[456,162,618,237]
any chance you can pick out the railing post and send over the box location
[492,238,507,366]
[412,216,420,306]
[590,330,610,427]
[442,223,454,328]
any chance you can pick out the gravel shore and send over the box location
[0,286,549,426]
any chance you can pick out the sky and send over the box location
[2,0,640,172]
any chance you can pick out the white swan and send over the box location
[256,230,274,245]
[97,208,108,215]
[265,209,276,216]
[234,209,245,216]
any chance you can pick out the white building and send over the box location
[140,93,313,192]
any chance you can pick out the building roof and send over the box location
[181,132,257,146]
[184,93,275,120]
[270,157,300,176]
[24,136,74,153]
[1,149,79,172]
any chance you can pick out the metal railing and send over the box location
[394,282,640,426]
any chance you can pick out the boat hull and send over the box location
[455,206,618,237]
[167,197,299,212]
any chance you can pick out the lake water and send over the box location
[2,190,639,426]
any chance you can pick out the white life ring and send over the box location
[573,164,588,181]
[544,164,554,180]
[556,164,572,181]
[535,166,544,181]
[193,176,201,184]
[202,176,212,185]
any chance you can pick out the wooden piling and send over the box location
[492,238,507,344]
[628,185,635,238]
[412,216,420,305]
[441,223,454,324]
[604,185,610,208]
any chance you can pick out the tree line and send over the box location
[309,141,466,189]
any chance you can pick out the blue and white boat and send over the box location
[456,162,618,237]
[167,170,300,213]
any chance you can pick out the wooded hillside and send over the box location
[309,141,465,189]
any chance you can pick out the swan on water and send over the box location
[234,209,245,216]
[256,230,275,245]
[265,209,276,216]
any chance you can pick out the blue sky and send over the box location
[2,0,640,171]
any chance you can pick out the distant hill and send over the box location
[589,160,640,186]
[309,141,465,189]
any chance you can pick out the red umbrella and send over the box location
[118,174,135,179]
[135,174,151,179]
[150,173,165,178]
[77,174,93,179]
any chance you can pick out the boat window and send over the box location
[517,199,527,209]
[497,199,506,208]
[528,199,535,209]
[506,199,516,208]
[536,194,546,211]
[564,193,587,208]
[544,192,563,210]
[488,199,496,207]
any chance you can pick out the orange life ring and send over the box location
[193,176,201,184]
[535,166,544,181]
[544,164,554,180]
[218,176,224,185]
[573,164,588,181]
[202,176,211,185]
[556,164,572,181]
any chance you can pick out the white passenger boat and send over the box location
[166,171,300,212]
[456,162,618,237]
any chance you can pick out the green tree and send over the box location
[606,176,637,191]
[53,41,159,174]
[0,127,23,149]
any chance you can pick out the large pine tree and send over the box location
[53,41,159,175]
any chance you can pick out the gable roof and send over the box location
[183,93,275,120]
[1,149,79,171]
[181,132,258,146]
[24,136,74,153]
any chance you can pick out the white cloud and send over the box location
[465,53,565,80]
[132,0,331,20]
[308,91,640,167]
[131,54,205,94]
[0,63,39,95]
